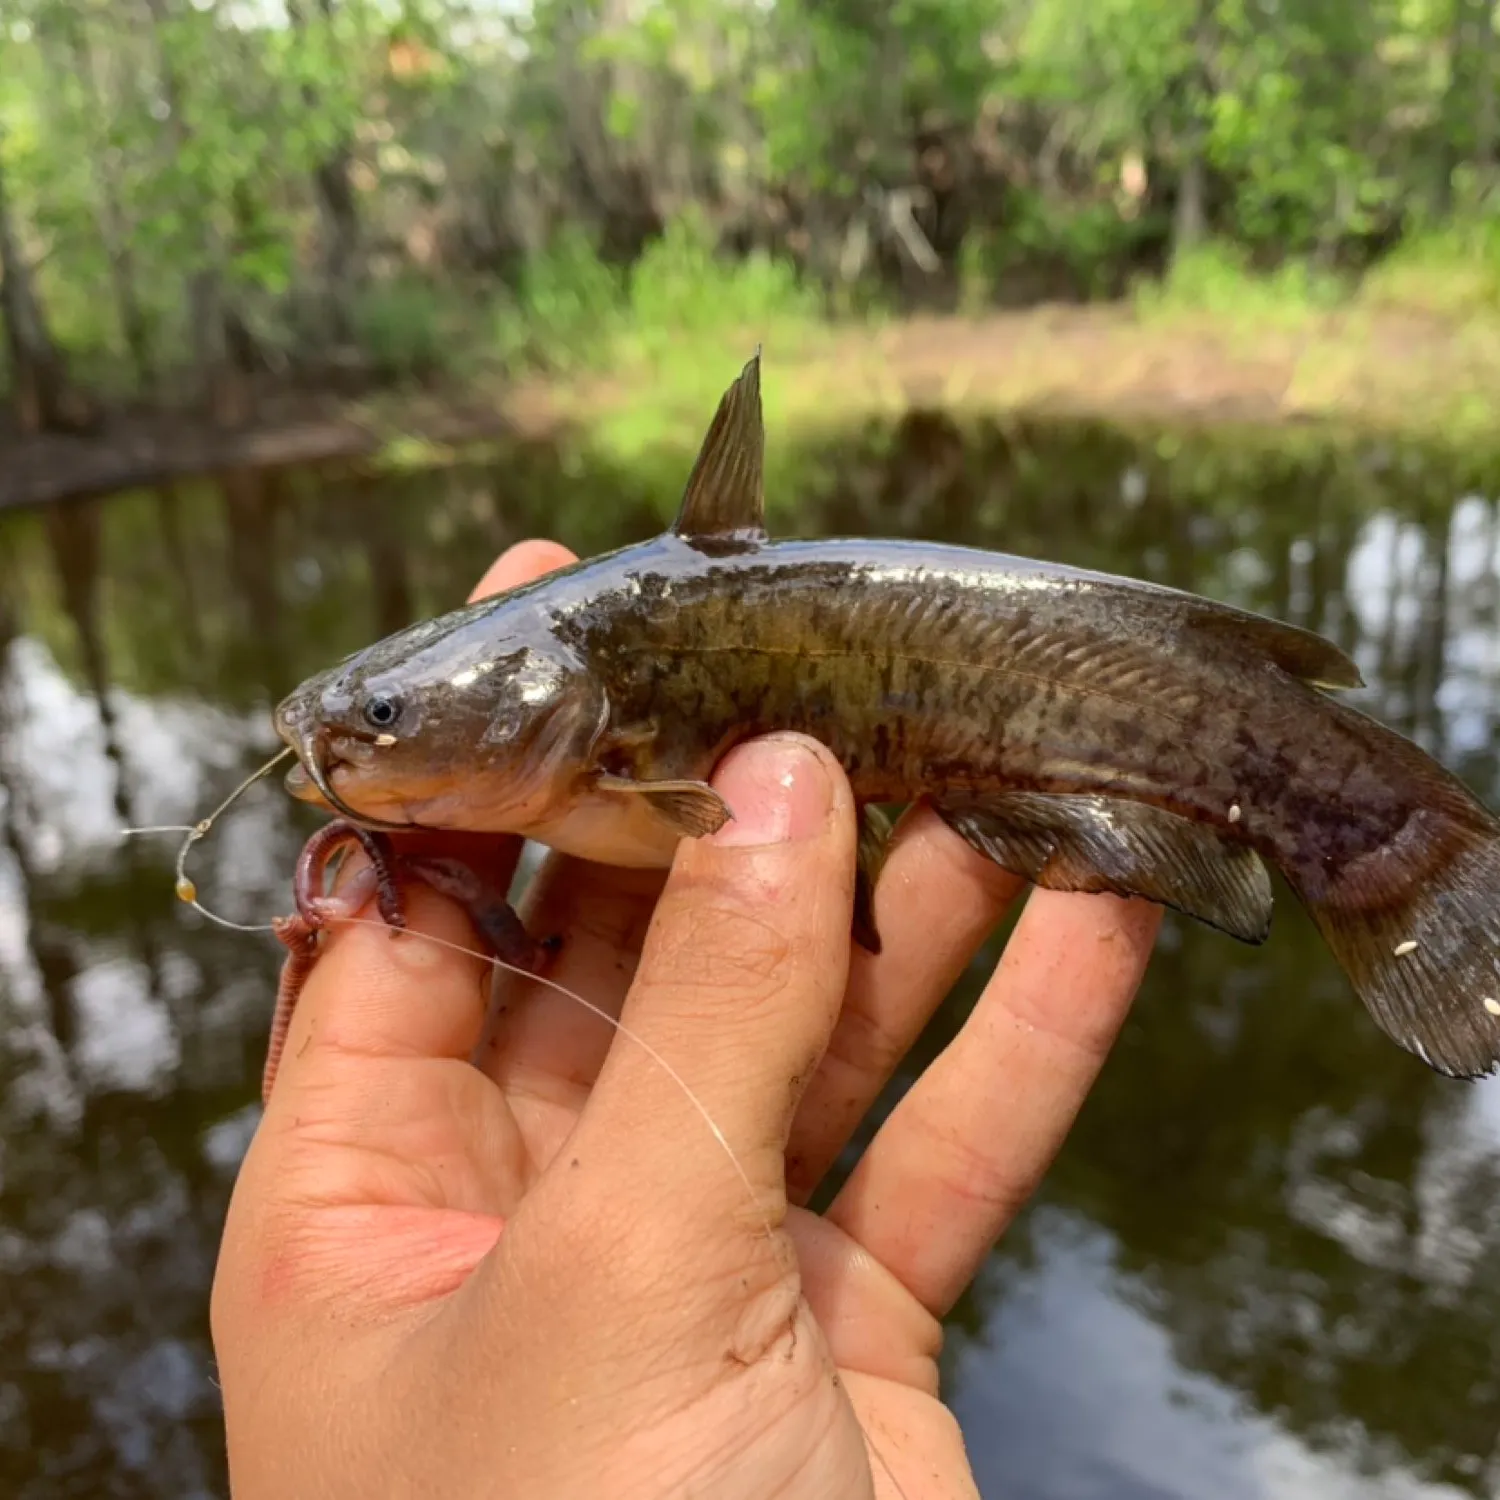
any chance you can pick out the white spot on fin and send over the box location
[1393,940,1419,957]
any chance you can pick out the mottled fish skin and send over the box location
[540,532,1446,883]
[274,354,1500,1082]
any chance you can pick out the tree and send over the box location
[0,126,93,431]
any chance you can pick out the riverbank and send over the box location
[7,301,1500,510]
[554,301,1500,454]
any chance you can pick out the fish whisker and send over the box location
[304,733,419,832]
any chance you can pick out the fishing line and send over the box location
[126,757,911,1495]
[118,747,294,935]
[326,912,773,1238]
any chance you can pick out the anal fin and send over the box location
[853,803,897,954]
[936,791,1273,944]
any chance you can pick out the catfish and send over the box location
[271,355,1500,1081]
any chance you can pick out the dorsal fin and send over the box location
[1181,602,1365,690]
[671,351,766,552]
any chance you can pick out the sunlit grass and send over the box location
[490,210,847,513]
[358,216,1500,487]
[1133,242,1349,335]
[1359,216,1500,319]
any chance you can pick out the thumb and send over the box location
[577,733,858,1211]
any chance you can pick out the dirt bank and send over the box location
[766,304,1497,432]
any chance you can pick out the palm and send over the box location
[260,844,978,1497]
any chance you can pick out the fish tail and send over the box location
[1286,803,1500,1079]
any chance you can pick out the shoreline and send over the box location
[6,304,1499,509]
[0,391,535,512]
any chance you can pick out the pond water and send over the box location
[3,412,1500,1498]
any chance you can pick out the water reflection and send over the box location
[3,419,1500,1497]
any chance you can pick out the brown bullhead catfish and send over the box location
[272,354,1500,1081]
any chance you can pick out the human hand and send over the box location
[210,539,1162,1499]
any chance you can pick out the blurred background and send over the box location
[4,2,1500,1497]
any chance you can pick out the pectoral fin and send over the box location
[596,773,734,839]
[853,803,897,954]
[935,792,1273,944]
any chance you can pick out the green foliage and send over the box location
[987,188,1164,300]
[494,226,627,374]
[4,0,1500,420]
[625,211,817,352]
[492,210,818,385]
[352,276,474,383]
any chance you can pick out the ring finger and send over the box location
[827,886,1161,1317]
[485,806,1028,1191]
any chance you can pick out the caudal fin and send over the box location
[1291,817,1500,1079]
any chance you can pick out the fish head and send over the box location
[273,604,605,834]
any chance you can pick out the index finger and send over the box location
[470,539,578,602]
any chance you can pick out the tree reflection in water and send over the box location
[2,419,1499,1497]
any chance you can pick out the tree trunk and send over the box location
[64,11,155,388]
[0,140,93,433]
[1476,0,1497,183]
[1172,144,1207,261]
[1170,4,1216,265]
[142,0,246,425]
[287,0,361,348]
[1433,0,1475,215]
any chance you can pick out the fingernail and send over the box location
[713,736,833,847]
[329,847,371,895]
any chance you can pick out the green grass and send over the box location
[353,275,489,383]
[493,210,833,510]
[1359,215,1500,319]
[493,210,823,375]
[1133,241,1349,331]
[1133,224,1500,332]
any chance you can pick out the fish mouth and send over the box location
[280,725,418,832]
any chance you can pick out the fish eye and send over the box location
[363,694,401,730]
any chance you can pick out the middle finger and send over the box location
[785,805,1024,1204]
[474,851,666,1119]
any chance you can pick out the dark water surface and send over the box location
[4,414,1500,1498]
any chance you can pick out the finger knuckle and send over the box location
[824,1001,910,1081]
[912,1107,1035,1225]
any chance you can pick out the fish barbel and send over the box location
[273,354,1500,1080]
